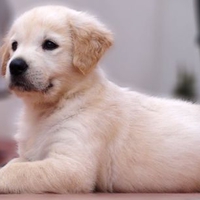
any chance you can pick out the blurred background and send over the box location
[0,0,200,165]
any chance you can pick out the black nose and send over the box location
[9,58,28,76]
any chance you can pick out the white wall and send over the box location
[0,97,21,139]
[155,0,200,97]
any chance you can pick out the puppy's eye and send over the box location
[12,41,18,51]
[42,40,59,51]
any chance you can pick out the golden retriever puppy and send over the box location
[0,5,200,194]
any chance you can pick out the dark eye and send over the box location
[42,40,59,51]
[12,41,18,51]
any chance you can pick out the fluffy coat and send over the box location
[0,5,200,193]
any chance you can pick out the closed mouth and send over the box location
[42,83,54,93]
[10,78,53,93]
[10,80,36,92]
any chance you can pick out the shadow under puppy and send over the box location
[1,5,200,194]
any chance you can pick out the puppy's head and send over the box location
[0,6,113,101]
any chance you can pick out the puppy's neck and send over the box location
[22,68,107,118]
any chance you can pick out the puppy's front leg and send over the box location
[0,157,95,194]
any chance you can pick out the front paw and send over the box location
[0,165,18,194]
[0,168,8,193]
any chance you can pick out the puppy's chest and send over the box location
[16,125,49,161]
[16,116,62,161]
[16,103,83,161]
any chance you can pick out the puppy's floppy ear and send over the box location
[70,12,114,74]
[0,39,10,76]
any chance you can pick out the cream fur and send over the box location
[1,5,200,194]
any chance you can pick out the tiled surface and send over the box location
[0,194,200,200]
